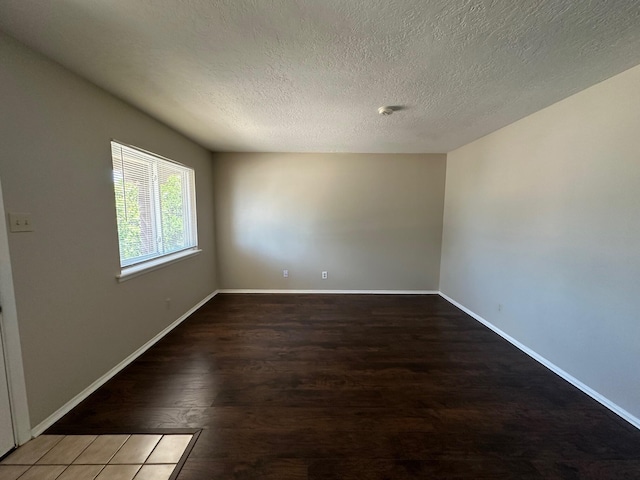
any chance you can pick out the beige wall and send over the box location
[441,64,640,419]
[0,34,217,427]
[213,153,446,290]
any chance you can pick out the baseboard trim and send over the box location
[438,291,640,431]
[218,289,439,295]
[31,290,219,437]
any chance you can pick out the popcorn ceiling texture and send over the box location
[1,0,640,153]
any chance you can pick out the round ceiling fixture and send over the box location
[378,106,394,116]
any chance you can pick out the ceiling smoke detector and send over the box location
[378,106,394,116]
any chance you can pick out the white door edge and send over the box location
[0,310,15,455]
[0,176,31,445]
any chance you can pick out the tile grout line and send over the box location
[89,434,131,467]
[17,435,100,480]
[67,435,99,467]
[141,434,163,465]
[6,435,66,467]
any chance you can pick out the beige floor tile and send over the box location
[57,464,105,480]
[94,464,140,480]
[133,464,176,480]
[109,436,161,464]
[146,435,192,464]
[18,465,67,480]
[37,435,97,465]
[0,465,30,480]
[73,435,130,464]
[1,435,64,465]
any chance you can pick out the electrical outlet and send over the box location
[165,298,172,309]
[498,304,503,312]
[283,269,289,278]
[321,271,328,279]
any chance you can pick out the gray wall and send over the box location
[441,64,640,419]
[0,34,217,427]
[213,153,446,290]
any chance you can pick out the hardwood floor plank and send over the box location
[47,294,640,478]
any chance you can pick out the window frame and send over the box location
[111,140,200,281]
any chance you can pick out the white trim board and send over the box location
[31,290,218,437]
[438,291,640,431]
[218,289,439,295]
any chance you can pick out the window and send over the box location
[111,141,198,278]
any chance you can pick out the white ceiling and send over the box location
[1,1,640,153]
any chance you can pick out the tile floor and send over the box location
[0,434,193,480]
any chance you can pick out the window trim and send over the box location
[111,139,199,280]
[116,247,202,282]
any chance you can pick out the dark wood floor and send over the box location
[49,294,640,479]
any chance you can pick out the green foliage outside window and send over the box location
[114,176,143,260]
[160,174,185,252]
[115,173,186,262]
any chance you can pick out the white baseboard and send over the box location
[31,290,219,437]
[438,291,640,431]
[218,289,439,295]
[36,289,637,437]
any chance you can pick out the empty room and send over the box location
[1,1,640,479]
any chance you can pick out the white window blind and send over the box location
[111,141,198,269]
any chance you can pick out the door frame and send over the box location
[0,176,31,445]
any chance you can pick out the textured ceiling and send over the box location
[1,1,640,153]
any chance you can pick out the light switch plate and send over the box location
[9,213,34,232]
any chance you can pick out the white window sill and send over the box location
[116,248,202,282]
